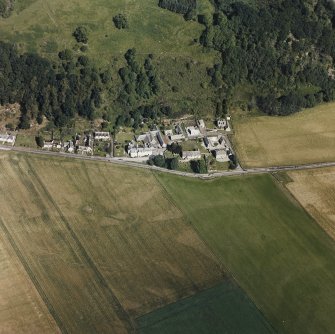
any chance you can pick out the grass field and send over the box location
[286,167,335,241]
[158,173,335,333]
[0,152,223,332]
[0,233,59,334]
[232,102,335,167]
[137,279,274,334]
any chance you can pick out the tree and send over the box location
[168,157,179,170]
[113,14,128,29]
[35,135,44,148]
[153,155,166,168]
[73,26,88,43]
[190,159,207,174]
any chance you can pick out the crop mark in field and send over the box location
[0,218,66,334]
[24,158,135,332]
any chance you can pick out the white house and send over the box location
[197,119,205,129]
[0,133,16,145]
[43,140,54,149]
[186,126,201,138]
[170,134,185,142]
[217,119,227,128]
[214,149,230,162]
[128,147,152,158]
[94,132,110,141]
[77,146,93,155]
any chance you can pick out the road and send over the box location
[1,144,335,179]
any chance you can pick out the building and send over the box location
[77,146,93,155]
[170,134,185,142]
[197,119,205,129]
[186,126,201,138]
[64,141,75,153]
[94,132,110,141]
[156,131,167,148]
[128,147,153,158]
[217,119,227,128]
[214,149,230,162]
[43,140,54,149]
[175,124,184,135]
[182,150,201,161]
[0,133,16,145]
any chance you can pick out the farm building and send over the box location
[94,132,110,141]
[182,150,201,161]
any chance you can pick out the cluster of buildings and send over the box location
[127,130,167,158]
[0,132,16,146]
[42,131,111,156]
[126,117,233,162]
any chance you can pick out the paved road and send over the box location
[1,144,335,179]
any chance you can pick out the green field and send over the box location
[138,279,274,334]
[0,0,218,116]
[158,173,335,334]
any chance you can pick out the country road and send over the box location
[1,144,335,179]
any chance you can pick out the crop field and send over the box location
[232,102,335,167]
[158,173,335,333]
[0,152,223,333]
[137,279,274,334]
[286,167,335,241]
[0,233,59,334]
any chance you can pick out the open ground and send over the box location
[158,172,335,333]
[286,167,335,241]
[0,152,224,333]
[232,102,335,168]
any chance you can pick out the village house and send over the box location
[129,147,153,158]
[77,146,93,155]
[43,140,54,149]
[64,141,75,153]
[186,126,202,138]
[214,149,230,162]
[0,133,16,145]
[94,131,110,141]
[217,119,227,128]
[182,150,201,161]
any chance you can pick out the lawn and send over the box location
[232,102,335,168]
[286,167,335,241]
[158,173,335,334]
[0,152,223,333]
[137,279,274,334]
